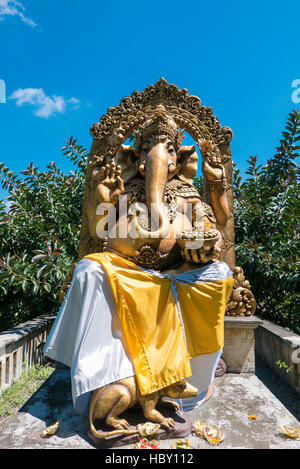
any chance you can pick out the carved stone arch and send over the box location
[70,78,256,316]
[78,78,235,269]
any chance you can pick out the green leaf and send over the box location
[32,254,47,262]
[43,283,51,293]
[36,264,48,279]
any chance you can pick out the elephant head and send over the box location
[115,106,196,239]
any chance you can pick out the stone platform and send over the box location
[0,368,299,450]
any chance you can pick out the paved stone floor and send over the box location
[0,368,299,449]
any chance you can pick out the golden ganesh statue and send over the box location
[44,79,254,445]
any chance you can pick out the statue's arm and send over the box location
[87,162,124,240]
[87,187,103,240]
[206,180,229,228]
[199,140,229,228]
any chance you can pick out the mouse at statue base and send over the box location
[87,376,198,447]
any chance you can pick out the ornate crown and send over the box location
[136,105,184,150]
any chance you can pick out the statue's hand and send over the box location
[181,244,221,264]
[199,139,225,181]
[95,161,125,205]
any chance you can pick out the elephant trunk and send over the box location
[129,143,170,239]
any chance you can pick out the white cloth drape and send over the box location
[44,259,135,415]
[44,258,230,415]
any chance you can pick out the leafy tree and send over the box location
[193,175,204,195]
[0,138,87,331]
[233,110,300,334]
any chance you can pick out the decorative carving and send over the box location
[220,238,234,255]
[135,105,185,150]
[166,178,201,200]
[78,79,234,262]
[125,178,146,200]
[106,245,182,272]
[78,79,255,318]
[225,267,256,316]
[164,185,179,224]
[206,179,227,191]
[89,78,233,158]
[199,138,230,167]
[133,245,162,269]
[88,154,105,169]
[202,202,217,225]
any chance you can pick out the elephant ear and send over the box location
[115,144,139,183]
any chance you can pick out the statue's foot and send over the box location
[106,416,130,430]
[160,417,175,430]
[159,399,181,412]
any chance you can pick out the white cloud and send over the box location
[9,88,80,118]
[0,0,36,27]
[67,97,80,109]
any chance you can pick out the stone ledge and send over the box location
[0,314,56,394]
[255,319,300,394]
[0,314,56,356]
[256,319,300,348]
[224,315,263,329]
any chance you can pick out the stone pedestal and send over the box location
[223,316,263,373]
[87,406,192,448]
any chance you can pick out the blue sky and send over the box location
[0,0,299,202]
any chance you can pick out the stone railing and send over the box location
[0,313,263,394]
[1,312,299,396]
[0,314,55,394]
[255,319,300,394]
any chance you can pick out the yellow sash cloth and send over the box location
[85,252,233,395]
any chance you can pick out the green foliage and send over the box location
[0,137,87,331]
[193,175,204,196]
[233,110,300,334]
[275,360,300,380]
[275,360,293,373]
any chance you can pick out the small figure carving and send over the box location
[89,377,198,441]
